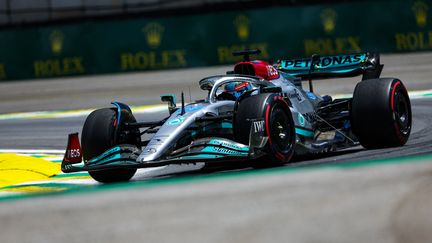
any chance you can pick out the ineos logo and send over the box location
[68,149,81,158]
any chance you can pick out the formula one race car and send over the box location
[62,50,412,183]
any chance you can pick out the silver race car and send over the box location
[62,50,412,183]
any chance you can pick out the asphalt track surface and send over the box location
[0,52,432,243]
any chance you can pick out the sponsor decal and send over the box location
[281,54,366,70]
[120,50,187,70]
[168,116,185,125]
[33,57,85,77]
[413,1,428,28]
[253,120,265,133]
[67,149,81,159]
[266,65,279,77]
[306,92,317,100]
[303,112,319,123]
[50,30,64,55]
[395,1,432,51]
[321,9,337,34]
[208,139,249,151]
[395,32,432,51]
[304,36,361,56]
[297,113,306,127]
[33,30,86,78]
[303,8,362,56]
[202,146,246,155]
[234,15,250,41]
[216,14,269,64]
[185,104,204,112]
[120,23,187,70]
[143,22,164,48]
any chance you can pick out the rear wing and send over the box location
[277,53,383,80]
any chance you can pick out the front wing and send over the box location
[61,137,257,173]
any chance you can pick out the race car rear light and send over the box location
[62,133,83,164]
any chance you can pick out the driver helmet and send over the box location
[224,82,252,99]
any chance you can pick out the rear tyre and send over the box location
[81,108,139,183]
[234,93,295,167]
[351,78,411,149]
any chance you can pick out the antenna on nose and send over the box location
[181,91,185,115]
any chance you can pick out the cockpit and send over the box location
[199,75,267,103]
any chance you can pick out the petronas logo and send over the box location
[50,30,64,55]
[143,23,164,48]
[234,15,250,41]
[413,1,428,28]
[321,9,337,34]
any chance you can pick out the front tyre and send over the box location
[351,78,411,149]
[266,105,296,163]
[81,108,139,183]
[234,93,295,167]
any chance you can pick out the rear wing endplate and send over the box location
[277,53,383,80]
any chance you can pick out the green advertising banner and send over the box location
[0,0,430,80]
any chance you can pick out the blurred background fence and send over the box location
[0,0,430,80]
[0,0,359,26]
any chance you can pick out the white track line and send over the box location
[0,105,167,121]
[0,149,64,154]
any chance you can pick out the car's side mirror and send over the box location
[161,94,177,114]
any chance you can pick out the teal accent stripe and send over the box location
[295,128,314,137]
[51,172,89,178]
[182,154,222,159]
[221,122,233,129]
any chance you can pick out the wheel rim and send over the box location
[393,90,410,135]
[270,108,293,153]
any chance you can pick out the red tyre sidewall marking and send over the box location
[390,81,405,143]
[265,96,292,162]
[265,103,272,145]
[111,115,117,146]
[390,81,401,111]
[113,117,118,127]
[275,152,285,161]
[276,97,293,162]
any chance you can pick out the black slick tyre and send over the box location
[351,78,411,149]
[234,93,295,167]
[81,108,139,183]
